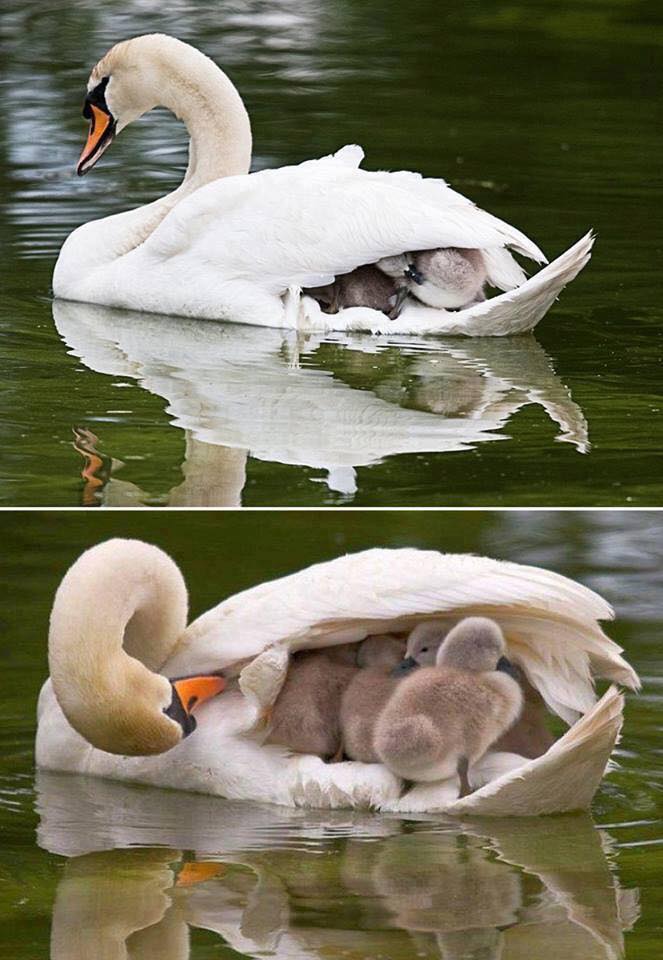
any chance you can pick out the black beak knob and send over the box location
[392,655,419,677]
[496,656,521,681]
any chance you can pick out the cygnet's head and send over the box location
[436,617,508,673]
[390,620,454,676]
[406,620,454,666]
[357,635,406,670]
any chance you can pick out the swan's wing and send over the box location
[443,685,625,816]
[164,548,639,724]
[144,147,546,293]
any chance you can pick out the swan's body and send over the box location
[37,539,639,814]
[375,619,524,784]
[53,34,593,336]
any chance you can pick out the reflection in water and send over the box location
[38,772,638,960]
[54,301,589,505]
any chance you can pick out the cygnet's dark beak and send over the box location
[392,656,418,677]
[404,264,424,285]
[496,656,521,681]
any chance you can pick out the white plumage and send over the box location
[53,35,592,335]
[36,539,639,814]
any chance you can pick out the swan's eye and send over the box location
[421,646,429,653]
[83,76,111,119]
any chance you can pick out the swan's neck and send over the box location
[54,45,252,292]
[167,64,252,194]
[48,539,189,754]
[115,51,252,239]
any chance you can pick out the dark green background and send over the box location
[0,509,661,956]
[1,0,662,506]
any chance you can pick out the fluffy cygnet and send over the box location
[266,644,358,761]
[399,619,554,759]
[305,264,404,319]
[339,634,406,762]
[374,618,523,790]
[376,248,487,309]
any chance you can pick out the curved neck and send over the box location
[164,59,252,195]
[48,539,188,754]
[54,42,252,291]
[128,37,252,201]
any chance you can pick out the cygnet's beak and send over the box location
[78,80,116,176]
[165,673,226,737]
[496,656,522,681]
[404,264,424,285]
[392,656,418,677]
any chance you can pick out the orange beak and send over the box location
[77,103,115,176]
[176,861,226,888]
[172,674,226,716]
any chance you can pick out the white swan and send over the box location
[53,34,593,336]
[37,539,639,814]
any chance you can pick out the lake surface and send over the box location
[1,0,662,506]
[0,509,661,958]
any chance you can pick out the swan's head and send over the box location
[77,33,223,176]
[48,537,227,756]
[436,617,511,674]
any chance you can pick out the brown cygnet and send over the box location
[266,644,358,761]
[340,634,406,763]
[306,264,406,319]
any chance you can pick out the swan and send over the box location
[53,33,594,336]
[37,538,639,814]
[399,619,555,758]
[265,644,358,761]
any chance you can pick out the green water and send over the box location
[1,0,662,506]
[0,510,661,957]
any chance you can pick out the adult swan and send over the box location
[36,539,639,814]
[53,34,594,336]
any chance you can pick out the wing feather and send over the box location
[164,548,639,725]
[145,147,547,293]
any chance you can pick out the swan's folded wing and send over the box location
[144,147,547,293]
[164,549,639,722]
[443,686,625,816]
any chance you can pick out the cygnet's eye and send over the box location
[421,646,429,653]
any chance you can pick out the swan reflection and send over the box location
[37,771,637,960]
[54,301,589,505]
